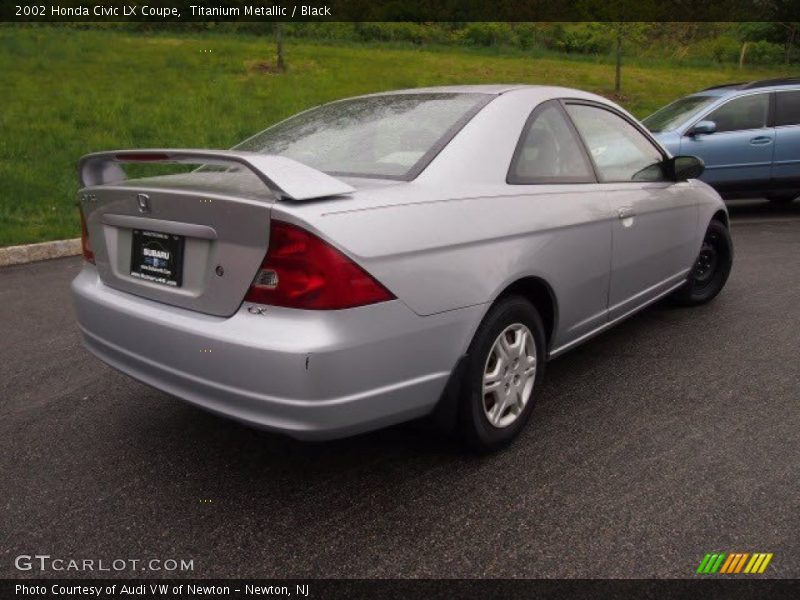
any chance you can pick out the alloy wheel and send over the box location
[482,324,537,428]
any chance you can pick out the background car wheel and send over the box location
[767,192,797,204]
[458,296,546,452]
[670,220,733,306]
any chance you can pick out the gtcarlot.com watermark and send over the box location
[14,554,194,573]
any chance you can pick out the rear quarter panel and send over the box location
[276,182,614,352]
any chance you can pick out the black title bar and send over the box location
[5,579,800,600]
[4,0,800,22]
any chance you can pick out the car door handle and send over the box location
[618,207,636,220]
[750,136,773,145]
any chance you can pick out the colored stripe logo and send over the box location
[696,552,773,574]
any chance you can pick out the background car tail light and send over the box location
[244,220,394,310]
[79,207,95,264]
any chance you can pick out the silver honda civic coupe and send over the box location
[72,85,732,450]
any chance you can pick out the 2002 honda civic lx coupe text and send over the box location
[72,85,733,450]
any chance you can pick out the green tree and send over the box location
[602,23,648,94]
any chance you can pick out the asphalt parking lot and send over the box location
[2,199,799,579]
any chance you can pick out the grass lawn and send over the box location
[0,27,795,246]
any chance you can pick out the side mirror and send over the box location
[667,155,705,181]
[688,120,717,136]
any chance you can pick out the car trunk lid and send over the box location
[78,150,354,317]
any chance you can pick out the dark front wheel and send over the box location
[458,296,546,452]
[670,220,733,306]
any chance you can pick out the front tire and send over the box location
[458,296,546,452]
[670,220,733,306]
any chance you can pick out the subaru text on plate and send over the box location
[72,85,733,451]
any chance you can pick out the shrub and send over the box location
[511,23,539,50]
[745,40,785,65]
[353,22,450,45]
[458,22,515,47]
[553,23,613,55]
[692,35,741,64]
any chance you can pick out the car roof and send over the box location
[362,84,595,97]
[357,85,619,114]
[699,77,800,96]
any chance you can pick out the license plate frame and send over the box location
[130,229,185,287]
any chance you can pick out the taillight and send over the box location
[244,221,394,310]
[79,207,95,264]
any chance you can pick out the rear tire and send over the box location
[458,296,546,452]
[670,220,733,306]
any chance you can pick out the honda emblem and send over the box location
[137,193,150,213]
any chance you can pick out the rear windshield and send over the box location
[234,93,490,179]
[643,95,717,133]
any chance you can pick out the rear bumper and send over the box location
[71,266,482,440]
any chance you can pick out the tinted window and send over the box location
[508,103,594,184]
[566,104,665,183]
[643,95,717,133]
[234,93,489,179]
[775,90,800,126]
[705,94,769,133]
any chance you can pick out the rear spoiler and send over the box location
[78,149,355,201]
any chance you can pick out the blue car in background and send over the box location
[644,77,800,204]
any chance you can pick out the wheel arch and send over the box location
[430,274,558,435]
[491,276,558,351]
[711,209,729,228]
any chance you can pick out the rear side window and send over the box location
[704,94,769,133]
[508,102,595,184]
[775,91,800,126]
[565,104,665,183]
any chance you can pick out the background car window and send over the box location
[509,103,594,183]
[565,104,665,182]
[775,91,800,127]
[643,95,716,133]
[704,94,769,132]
